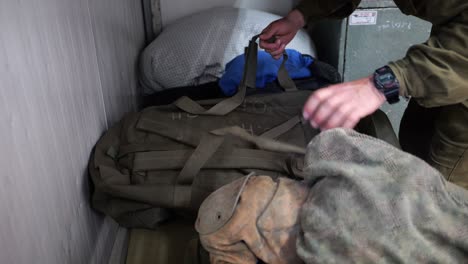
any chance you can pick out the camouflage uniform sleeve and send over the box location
[295,0,361,24]
[388,9,468,107]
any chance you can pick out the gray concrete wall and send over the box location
[0,0,145,263]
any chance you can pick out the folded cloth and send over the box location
[298,129,468,263]
[219,49,314,96]
[196,129,468,263]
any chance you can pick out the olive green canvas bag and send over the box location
[88,35,399,229]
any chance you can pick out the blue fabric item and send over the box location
[219,49,314,96]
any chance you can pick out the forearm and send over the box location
[285,9,306,29]
[295,0,361,24]
[388,11,468,107]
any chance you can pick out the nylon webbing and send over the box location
[211,126,305,155]
[122,116,301,158]
[136,116,204,147]
[173,34,296,116]
[133,148,296,173]
[177,134,225,185]
[173,36,257,116]
[277,52,298,92]
[175,124,305,185]
[260,116,301,139]
[135,115,305,155]
[135,117,306,185]
[118,142,188,158]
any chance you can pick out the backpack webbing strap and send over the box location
[177,134,224,185]
[173,37,257,116]
[134,117,306,185]
[177,116,300,184]
[136,116,204,147]
[118,142,180,159]
[176,126,305,185]
[211,126,305,154]
[277,52,298,92]
[134,115,304,154]
[132,149,303,180]
[173,35,297,116]
[119,114,301,158]
[260,116,301,139]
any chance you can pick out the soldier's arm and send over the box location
[260,0,361,59]
[296,0,362,24]
[389,10,468,107]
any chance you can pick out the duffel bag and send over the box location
[89,35,399,229]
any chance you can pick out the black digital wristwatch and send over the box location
[373,66,400,104]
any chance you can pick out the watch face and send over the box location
[378,72,396,88]
[380,72,393,81]
[374,66,400,104]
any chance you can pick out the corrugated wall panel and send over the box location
[0,0,144,263]
[88,0,146,126]
[160,0,300,26]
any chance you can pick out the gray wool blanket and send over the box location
[298,129,468,263]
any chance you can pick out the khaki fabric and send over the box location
[89,35,320,229]
[296,0,468,108]
[89,89,317,229]
[196,129,468,263]
[126,220,205,264]
[298,129,468,263]
[88,33,400,229]
[400,99,468,189]
[196,176,308,264]
[126,219,211,264]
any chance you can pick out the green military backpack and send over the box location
[89,35,399,229]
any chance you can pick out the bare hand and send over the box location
[259,10,305,60]
[302,76,387,130]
